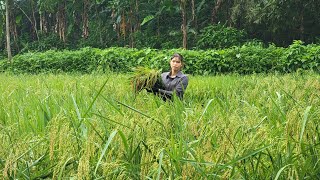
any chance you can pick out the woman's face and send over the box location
[170,57,183,72]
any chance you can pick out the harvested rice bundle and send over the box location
[129,67,163,92]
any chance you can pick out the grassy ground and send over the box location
[0,72,320,179]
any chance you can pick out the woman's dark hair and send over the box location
[171,53,184,62]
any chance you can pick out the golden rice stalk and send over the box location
[129,67,162,92]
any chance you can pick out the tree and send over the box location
[180,0,187,49]
[211,0,223,24]
[5,0,12,62]
[0,0,319,53]
[82,0,89,39]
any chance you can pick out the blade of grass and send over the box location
[83,78,109,118]
[141,141,168,176]
[269,92,286,123]
[157,150,164,180]
[118,130,129,154]
[72,94,87,138]
[58,156,73,179]
[110,97,166,132]
[300,106,312,144]
[23,153,47,173]
[98,89,166,132]
[94,130,118,175]
[93,112,134,130]
[197,98,214,123]
[103,97,124,116]
[15,139,45,162]
[220,144,273,170]
[71,94,82,121]
[23,161,31,179]
[274,164,292,180]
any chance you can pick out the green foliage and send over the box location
[133,31,181,49]
[3,0,320,53]
[20,34,66,53]
[3,47,100,73]
[141,15,155,26]
[1,42,320,75]
[1,73,320,178]
[197,24,248,49]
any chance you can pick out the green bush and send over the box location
[1,42,319,75]
[20,34,66,53]
[197,24,248,49]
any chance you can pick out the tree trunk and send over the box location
[40,11,48,33]
[30,0,39,40]
[56,0,66,43]
[191,0,198,40]
[128,6,134,48]
[10,10,19,52]
[180,0,187,49]
[135,0,140,32]
[82,0,89,39]
[95,4,103,45]
[15,1,39,39]
[191,0,195,23]
[120,11,126,41]
[299,4,304,41]
[40,12,43,33]
[111,9,120,43]
[5,0,12,62]
[212,0,223,24]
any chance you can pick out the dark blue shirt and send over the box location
[158,71,188,100]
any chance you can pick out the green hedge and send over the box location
[1,40,319,75]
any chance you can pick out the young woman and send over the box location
[151,53,189,100]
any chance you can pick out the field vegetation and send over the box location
[2,1,320,179]
[1,41,319,75]
[1,72,319,179]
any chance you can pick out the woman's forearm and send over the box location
[158,89,173,96]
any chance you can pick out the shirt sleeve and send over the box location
[159,76,188,99]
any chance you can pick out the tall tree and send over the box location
[15,0,39,40]
[212,0,223,24]
[5,0,12,62]
[191,0,196,29]
[30,0,39,40]
[82,0,89,39]
[180,0,187,49]
[56,0,66,42]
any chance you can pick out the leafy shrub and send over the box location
[19,33,67,53]
[197,24,248,49]
[1,42,320,75]
[6,47,100,73]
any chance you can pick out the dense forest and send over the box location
[1,0,320,57]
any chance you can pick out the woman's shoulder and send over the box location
[161,72,170,77]
[161,71,170,75]
[177,71,188,78]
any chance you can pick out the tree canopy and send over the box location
[1,0,320,55]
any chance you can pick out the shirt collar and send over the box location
[166,71,183,78]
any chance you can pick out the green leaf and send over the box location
[16,15,22,24]
[141,15,155,26]
[274,164,292,180]
[94,130,118,175]
[300,106,312,144]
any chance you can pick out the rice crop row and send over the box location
[0,72,319,179]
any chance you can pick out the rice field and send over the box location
[0,72,320,179]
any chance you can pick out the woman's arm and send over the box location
[158,76,188,99]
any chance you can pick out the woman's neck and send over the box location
[170,70,179,77]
